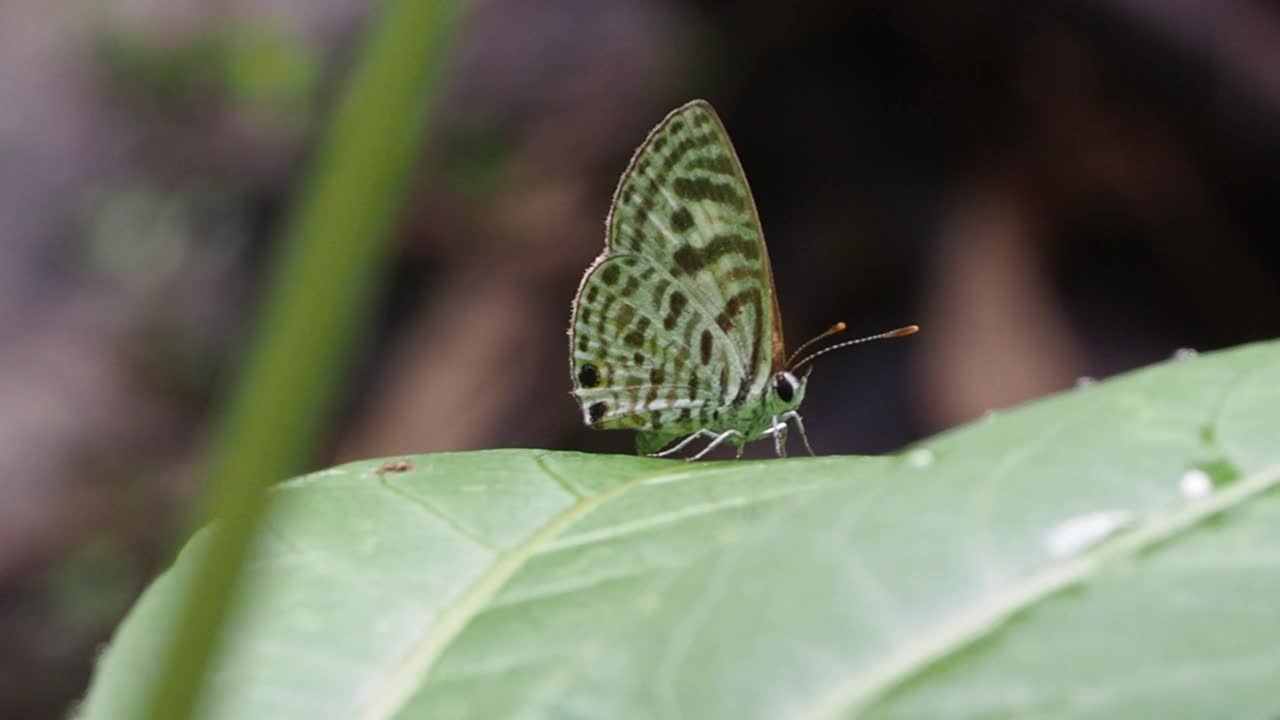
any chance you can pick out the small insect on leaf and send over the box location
[568,99,917,460]
[376,460,413,477]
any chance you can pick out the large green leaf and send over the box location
[81,342,1280,719]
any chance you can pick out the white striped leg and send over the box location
[754,419,789,458]
[757,421,787,438]
[780,411,815,456]
[686,429,746,461]
[771,414,788,458]
[649,429,717,458]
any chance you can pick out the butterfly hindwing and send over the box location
[571,254,720,431]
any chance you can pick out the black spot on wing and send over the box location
[651,278,671,309]
[715,287,760,333]
[588,401,608,424]
[718,364,730,407]
[685,154,735,175]
[657,132,718,177]
[709,286,766,404]
[615,304,636,332]
[663,290,687,331]
[620,275,640,298]
[673,233,759,275]
[670,207,694,232]
[672,177,745,211]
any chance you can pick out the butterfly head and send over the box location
[766,323,919,418]
[766,369,808,416]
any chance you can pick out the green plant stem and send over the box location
[142,2,466,718]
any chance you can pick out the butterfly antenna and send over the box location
[788,324,919,372]
[785,322,849,368]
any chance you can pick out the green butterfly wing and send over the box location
[569,100,784,442]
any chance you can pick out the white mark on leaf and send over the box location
[1179,469,1213,500]
[1045,510,1135,558]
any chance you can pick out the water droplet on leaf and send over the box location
[905,448,934,468]
[1179,468,1212,500]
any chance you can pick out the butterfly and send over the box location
[569,99,917,460]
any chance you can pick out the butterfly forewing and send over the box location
[570,100,782,436]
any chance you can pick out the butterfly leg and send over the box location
[770,414,788,458]
[687,429,745,461]
[757,420,787,438]
[780,411,816,456]
[755,419,787,456]
[649,429,717,458]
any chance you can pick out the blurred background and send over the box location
[2,0,1278,716]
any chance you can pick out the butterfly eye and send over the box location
[774,372,797,403]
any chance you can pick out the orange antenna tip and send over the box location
[788,323,920,371]
[785,321,850,368]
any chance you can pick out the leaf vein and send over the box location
[378,475,500,553]
[801,463,1280,720]
[355,464,704,720]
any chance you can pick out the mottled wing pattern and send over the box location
[570,100,782,435]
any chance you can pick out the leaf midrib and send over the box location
[802,463,1280,720]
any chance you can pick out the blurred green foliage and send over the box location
[130,2,468,718]
[97,21,319,129]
